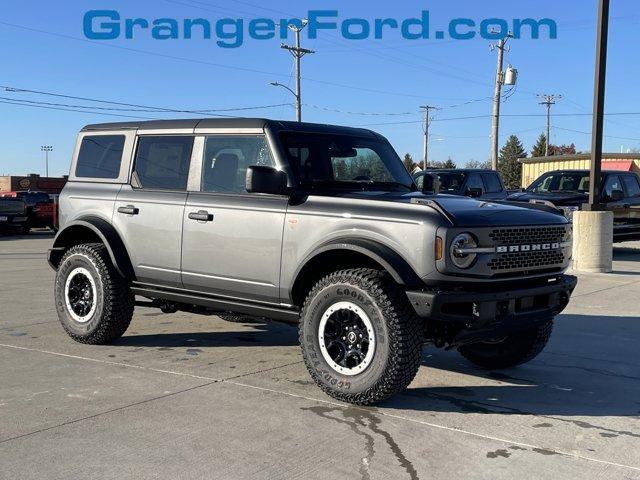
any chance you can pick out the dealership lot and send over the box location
[1,232,639,480]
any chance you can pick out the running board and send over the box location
[130,283,301,323]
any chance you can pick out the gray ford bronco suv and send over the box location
[49,119,576,405]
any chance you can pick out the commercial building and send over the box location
[519,153,640,188]
[0,174,67,194]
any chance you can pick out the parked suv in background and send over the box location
[507,170,640,242]
[49,119,576,405]
[414,169,510,201]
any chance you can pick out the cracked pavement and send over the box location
[1,232,639,480]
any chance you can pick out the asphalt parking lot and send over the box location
[1,231,639,480]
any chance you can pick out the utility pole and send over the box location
[279,20,315,122]
[420,105,439,168]
[41,146,53,177]
[490,34,514,170]
[537,94,562,156]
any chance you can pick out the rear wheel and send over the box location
[54,243,134,344]
[299,268,422,405]
[457,319,553,369]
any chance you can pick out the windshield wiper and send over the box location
[364,181,413,191]
[309,180,412,191]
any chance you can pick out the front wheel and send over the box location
[54,243,134,344]
[299,268,423,405]
[457,319,553,369]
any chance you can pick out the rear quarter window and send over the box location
[75,135,125,179]
[622,175,640,198]
[133,136,194,191]
[481,173,503,193]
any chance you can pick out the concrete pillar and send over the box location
[572,210,613,273]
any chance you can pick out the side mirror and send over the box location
[610,189,624,202]
[421,173,440,195]
[465,187,483,198]
[246,166,288,195]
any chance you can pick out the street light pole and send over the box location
[41,146,53,177]
[587,0,610,210]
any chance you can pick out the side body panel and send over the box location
[280,195,442,302]
[181,193,288,303]
[58,182,122,230]
[113,185,187,287]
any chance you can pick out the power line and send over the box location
[0,99,160,120]
[0,21,440,101]
[355,111,640,127]
[1,85,293,116]
[554,125,640,143]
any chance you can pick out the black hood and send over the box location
[342,191,567,227]
[507,191,587,206]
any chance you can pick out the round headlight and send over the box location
[450,233,478,269]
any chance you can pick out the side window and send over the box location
[202,136,274,194]
[466,173,484,192]
[622,175,640,198]
[481,173,502,193]
[75,135,125,179]
[134,136,194,190]
[414,174,424,189]
[603,175,623,199]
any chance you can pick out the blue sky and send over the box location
[0,0,639,177]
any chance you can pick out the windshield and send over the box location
[527,172,591,194]
[434,172,467,193]
[280,132,414,191]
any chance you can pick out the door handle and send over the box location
[118,205,139,215]
[188,210,214,222]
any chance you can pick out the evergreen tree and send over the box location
[443,157,457,169]
[402,153,415,172]
[531,134,547,157]
[498,135,526,189]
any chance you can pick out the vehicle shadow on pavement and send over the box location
[382,313,640,419]
[113,321,300,348]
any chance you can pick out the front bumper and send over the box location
[406,275,577,343]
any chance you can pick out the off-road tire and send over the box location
[54,243,134,344]
[299,268,423,405]
[458,319,553,369]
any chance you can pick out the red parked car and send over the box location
[0,191,58,232]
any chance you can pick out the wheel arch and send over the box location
[48,216,135,280]
[289,238,422,307]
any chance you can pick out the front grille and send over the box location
[486,226,568,272]
[487,250,565,271]
[489,226,568,245]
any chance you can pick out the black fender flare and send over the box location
[292,237,422,288]
[48,216,135,279]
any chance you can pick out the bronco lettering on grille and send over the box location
[496,243,560,253]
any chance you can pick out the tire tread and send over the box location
[56,243,134,344]
[299,268,422,405]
